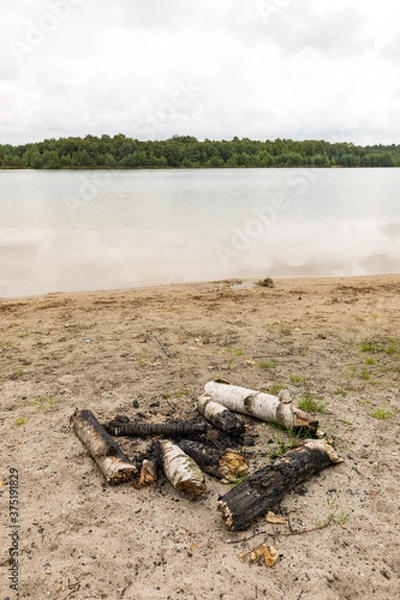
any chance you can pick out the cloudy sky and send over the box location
[1,0,400,146]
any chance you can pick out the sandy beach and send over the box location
[1,274,399,600]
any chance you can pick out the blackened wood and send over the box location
[177,439,248,482]
[197,394,245,437]
[218,439,342,530]
[103,419,207,438]
[71,409,137,484]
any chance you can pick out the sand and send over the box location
[1,274,399,600]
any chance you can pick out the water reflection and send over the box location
[0,169,399,297]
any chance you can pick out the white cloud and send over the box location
[1,0,400,145]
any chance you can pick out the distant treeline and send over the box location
[1,134,399,169]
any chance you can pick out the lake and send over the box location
[1,168,399,297]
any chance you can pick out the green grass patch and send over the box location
[258,359,277,369]
[14,417,27,426]
[334,388,347,397]
[29,395,59,411]
[360,336,400,355]
[290,374,304,383]
[175,389,190,398]
[263,381,286,396]
[369,408,394,420]
[297,394,325,413]
[360,341,376,352]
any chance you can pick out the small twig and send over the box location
[180,326,197,338]
[153,335,170,357]
[63,578,81,599]
[225,519,332,545]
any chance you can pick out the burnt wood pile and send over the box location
[71,379,342,530]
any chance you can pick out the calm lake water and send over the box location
[1,168,399,297]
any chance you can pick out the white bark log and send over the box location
[204,380,318,431]
[160,440,207,499]
[71,409,137,484]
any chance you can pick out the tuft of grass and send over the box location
[11,367,26,380]
[29,395,59,411]
[14,417,27,426]
[365,358,375,365]
[226,475,246,489]
[268,427,309,460]
[235,349,244,356]
[369,408,394,420]
[334,388,346,397]
[330,510,351,526]
[346,366,357,377]
[341,420,352,427]
[279,322,292,335]
[263,381,286,396]
[175,389,190,398]
[258,359,276,369]
[360,369,371,380]
[269,437,291,459]
[360,336,399,355]
[290,374,304,383]
[297,394,325,413]
[360,341,377,353]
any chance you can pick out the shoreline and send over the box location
[1,271,400,303]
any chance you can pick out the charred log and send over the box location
[218,439,342,530]
[103,419,207,438]
[177,439,248,482]
[197,394,245,437]
[70,409,137,484]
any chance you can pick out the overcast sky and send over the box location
[1,0,400,146]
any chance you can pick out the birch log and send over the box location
[218,439,342,530]
[177,439,249,482]
[197,394,245,437]
[160,440,207,499]
[71,409,137,484]
[204,380,318,433]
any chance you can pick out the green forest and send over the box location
[1,134,399,169]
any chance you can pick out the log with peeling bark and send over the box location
[132,440,161,488]
[177,439,249,482]
[160,440,207,499]
[71,409,137,484]
[197,394,246,437]
[204,379,318,433]
[103,419,207,438]
[218,439,342,530]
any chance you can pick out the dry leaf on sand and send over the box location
[266,511,286,524]
[249,544,279,567]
